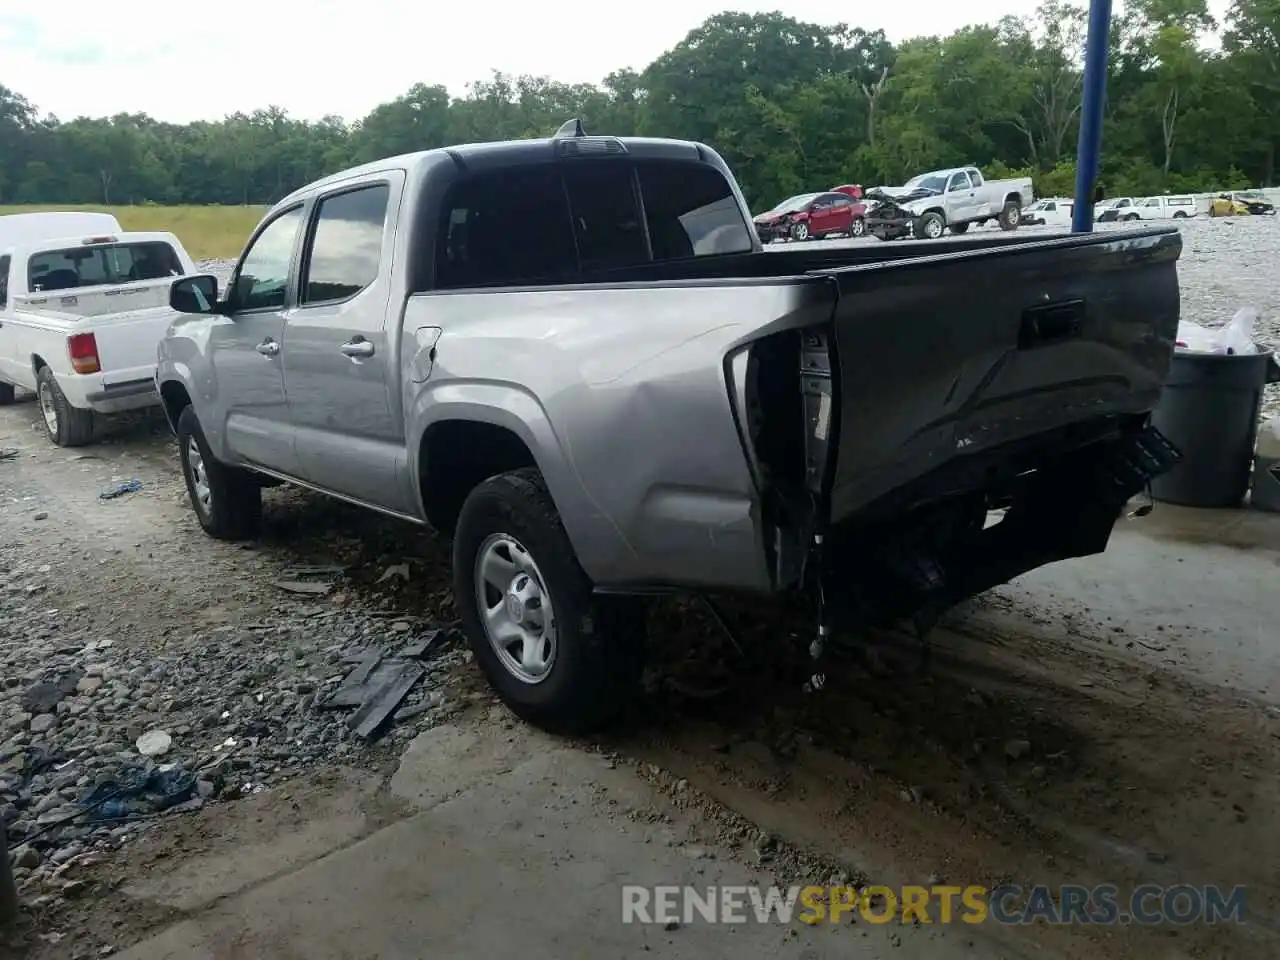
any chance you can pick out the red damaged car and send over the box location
[752,191,868,242]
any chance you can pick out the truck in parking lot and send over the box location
[865,166,1034,240]
[0,213,197,446]
[157,122,1183,734]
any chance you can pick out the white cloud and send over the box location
[3,0,1234,124]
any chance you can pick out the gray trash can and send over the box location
[1150,348,1280,508]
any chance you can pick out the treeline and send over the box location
[1,2,1277,212]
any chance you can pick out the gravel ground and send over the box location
[0,418,476,910]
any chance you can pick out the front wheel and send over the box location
[36,366,94,447]
[1123,213,1140,222]
[453,467,646,734]
[916,212,945,240]
[790,221,810,241]
[177,406,262,540]
[998,201,1021,230]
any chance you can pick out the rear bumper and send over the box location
[57,367,159,413]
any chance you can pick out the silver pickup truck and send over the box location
[157,121,1183,733]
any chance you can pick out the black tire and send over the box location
[176,405,262,540]
[35,365,94,447]
[453,467,646,734]
[1123,213,1139,222]
[950,221,970,235]
[0,382,14,406]
[849,217,866,238]
[997,200,1021,230]
[916,211,946,240]
[1173,211,1188,219]
[790,221,810,241]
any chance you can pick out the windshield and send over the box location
[27,241,183,292]
[902,173,947,194]
[767,193,820,215]
[1237,190,1265,200]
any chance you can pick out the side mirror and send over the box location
[170,275,221,315]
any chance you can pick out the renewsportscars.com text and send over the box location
[621,884,1247,926]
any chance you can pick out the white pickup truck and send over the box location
[0,213,197,446]
[865,166,1035,240]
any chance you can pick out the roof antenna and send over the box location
[554,118,586,138]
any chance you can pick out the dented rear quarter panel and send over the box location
[402,279,835,592]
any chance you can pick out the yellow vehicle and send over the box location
[1209,191,1277,217]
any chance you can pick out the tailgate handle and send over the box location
[1019,298,1085,349]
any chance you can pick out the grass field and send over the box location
[0,204,267,260]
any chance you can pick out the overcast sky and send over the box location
[2,1,1233,124]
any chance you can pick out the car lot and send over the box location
[3,211,1280,958]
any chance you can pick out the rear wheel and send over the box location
[0,382,14,406]
[453,467,646,734]
[849,217,866,238]
[36,366,94,447]
[177,405,262,540]
[916,212,945,240]
[998,201,1021,230]
[1173,211,1188,219]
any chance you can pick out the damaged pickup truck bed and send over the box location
[157,121,1183,733]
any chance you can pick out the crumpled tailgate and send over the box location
[809,228,1182,523]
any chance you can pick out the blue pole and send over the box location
[1072,0,1114,232]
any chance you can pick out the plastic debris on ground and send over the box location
[273,563,346,596]
[98,478,143,499]
[78,764,197,822]
[317,628,456,740]
[1176,307,1262,355]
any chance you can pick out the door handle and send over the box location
[341,338,375,359]
[255,338,279,357]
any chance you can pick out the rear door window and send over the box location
[27,241,183,292]
[300,183,390,305]
[637,161,752,259]
[0,255,9,309]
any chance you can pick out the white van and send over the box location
[1131,196,1197,221]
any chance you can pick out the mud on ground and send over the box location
[2,399,1279,959]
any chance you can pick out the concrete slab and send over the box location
[115,725,1015,960]
[1006,505,1280,700]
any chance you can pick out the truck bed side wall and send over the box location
[401,279,834,592]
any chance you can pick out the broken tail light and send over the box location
[67,332,101,374]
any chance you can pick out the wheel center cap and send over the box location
[505,592,524,622]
